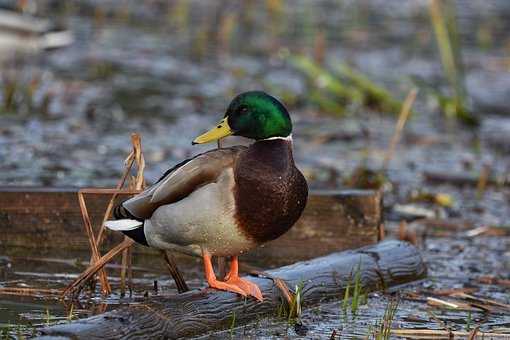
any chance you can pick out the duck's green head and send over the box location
[193,91,292,144]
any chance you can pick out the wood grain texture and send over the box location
[0,187,381,264]
[39,240,426,339]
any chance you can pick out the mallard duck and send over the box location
[105,91,308,301]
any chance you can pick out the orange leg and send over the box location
[203,250,246,297]
[225,256,263,302]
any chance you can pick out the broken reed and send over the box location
[63,133,189,299]
[63,133,144,297]
[275,281,305,323]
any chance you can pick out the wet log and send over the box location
[0,187,382,264]
[39,240,426,339]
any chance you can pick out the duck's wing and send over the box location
[121,146,247,219]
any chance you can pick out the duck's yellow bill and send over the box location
[192,117,233,144]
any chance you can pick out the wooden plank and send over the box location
[38,240,426,339]
[0,187,382,263]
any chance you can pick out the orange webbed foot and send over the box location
[203,251,247,298]
[207,277,247,297]
[226,277,263,302]
[224,256,263,302]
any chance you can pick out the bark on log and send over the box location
[39,240,426,339]
[0,187,382,264]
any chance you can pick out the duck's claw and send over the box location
[226,277,263,302]
[207,277,247,297]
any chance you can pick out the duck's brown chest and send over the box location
[233,139,308,243]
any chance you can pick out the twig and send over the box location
[77,191,111,295]
[423,170,509,187]
[467,326,480,340]
[477,276,510,287]
[0,287,61,297]
[96,156,135,247]
[378,223,385,241]
[391,329,508,338]
[120,133,146,295]
[78,188,141,194]
[120,244,128,297]
[217,257,227,280]
[465,226,491,237]
[383,88,418,170]
[426,309,451,332]
[426,287,478,296]
[427,297,458,309]
[161,251,189,293]
[476,164,491,199]
[127,245,133,295]
[452,293,510,311]
[62,238,135,297]
[241,262,293,305]
[398,221,418,245]
[131,133,146,190]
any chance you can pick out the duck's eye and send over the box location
[239,106,249,114]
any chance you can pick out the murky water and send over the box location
[0,0,509,338]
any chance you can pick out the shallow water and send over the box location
[0,0,510,338]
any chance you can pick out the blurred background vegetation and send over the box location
[1,1,510,336]
[0,0,509,190]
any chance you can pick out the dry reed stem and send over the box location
[427,296,459,309]
[398,221,407,240]
[477,276,510,287]
[78,188,141,194]
[119,133,146,295]
[241,263,293,305]
[77,191,111,295]
[429,287,478,296]
[131,133,146,190]
[0,287,62,297]
[398,220,418,245]
[66,134,145,298]
[162,251,189,293]
[313,30,326,65]
[391,329,508,338]
[383,88,418,169]
[378,223,385,241]
[467,326,480,340]
[426,309,451,332]
[62,238,135,297]
[120,243,128,296]
[96,156,135,247]
[127,245,133,293]
[91,157,133,292]
[217,257,227,280]
[453,293,510,311]
[476,164,491,198]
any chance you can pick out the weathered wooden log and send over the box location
[0,187,382,264]
[39,240,426,339]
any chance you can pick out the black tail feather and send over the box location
[113,204,149,247]
[122,227,149,247]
